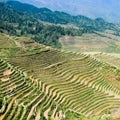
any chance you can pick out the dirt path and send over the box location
[44,107,51,120]
[35,110,41,120]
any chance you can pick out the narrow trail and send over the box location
[35,110,41,120]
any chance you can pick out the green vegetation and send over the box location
[0,33,120,120]
[0,99,3,109]
[1,1,120,49]
[62,111,86,120]
[0,3,90,48]
[7,1,120,32]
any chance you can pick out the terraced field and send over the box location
[91,53,120,69]
[0,33,120,120]
[59,32,120,53]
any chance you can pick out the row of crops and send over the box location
[0,49,120,120]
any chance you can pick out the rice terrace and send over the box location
[0,0,120,120]
[0,33,120,120]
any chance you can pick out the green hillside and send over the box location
[0,3,88,49]
[1,1,120,51]
[7,1,120,32]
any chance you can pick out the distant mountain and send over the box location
[6,1,119,32]
[14,0,120,23]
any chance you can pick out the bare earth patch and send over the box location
[3,69,12,76]
[44,107,51,120]
[111,109,120,119]
[35,110,40,120]
[1,70,12,81]
[54,110,64,120]
[111,113,120,119]
[1,77,9,82]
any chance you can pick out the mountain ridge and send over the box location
[6,1,119,32]
[12,0,120,23]
[1,1,120,51]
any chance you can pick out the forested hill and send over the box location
[0,3,89,48]
[6,1,119,32]
[1,1,120,49]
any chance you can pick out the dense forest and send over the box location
[0,1,120,48]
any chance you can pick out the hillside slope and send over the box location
[91,53,120,69]
[0,33,120,120]
[1,1,120,52]
[59,31,120,53]
[0,2,90,48]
